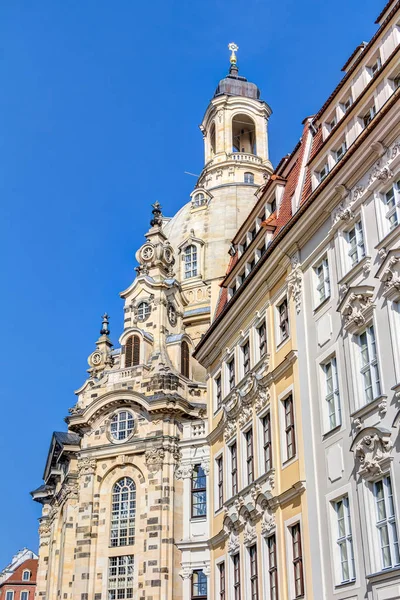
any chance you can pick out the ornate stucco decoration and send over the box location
[351,427,393,479]
[56,482,79,506]
[338,286,375,333]
[179,567,193,580]
[286,256,303,314]
[227,526,240,555]
[376,251,400,301]
[223,418,236,441]
[77,457,96,476]
[261,506,276,537]
[175,463,194,480]
[145,448,165,471]
[243,516,257,547]
[222,371,270,437]
[368,162,393,186]
[332,202,355,226]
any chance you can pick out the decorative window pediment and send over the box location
[375,248,400,301]
[350,426,393,480]
[337,285,375,333]
[190,188,212,209]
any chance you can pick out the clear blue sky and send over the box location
[0,0,380,565]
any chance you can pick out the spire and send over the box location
[100,313,110,336]
[150,201,163,228]
[228,42,239,76]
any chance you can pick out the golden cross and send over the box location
[228,42,239,65]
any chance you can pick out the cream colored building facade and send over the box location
[31,49,274,600]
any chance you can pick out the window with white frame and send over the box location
[5,592,14,600]
[242,341,250,376]
[369,56,382,77]
[249,544,259,600]
[228,357,236,391]
[373,475,400,570]
[346,220,365,269]
[110,411,135,442]
[262,412,273,472]
[318,162,329,182]
[358,325,381,404]
[218,561,226,600]
[363,104,376,128]
[184,245,198,279]
[291,523,305,598]
[335,141,347,163]
[233,553,241,600]
[108,556,134,600]
[192,570,207,599]
[315,257,331,304]
[244,172,255,184]
[328,116,337,132]
[257,320,267,358]
[193,192,207,207]
[341,95,352,113]
[283,395,296,462]
[110,477,136,547]
[215,374,222,411]
[22,570,30,581]
[333,495,355,583]
[216,455,224,510]
[383,179,400,233]
[268,197,277,214]
[277,297,289,343]
[245,428,254,485]
[230,441,238,497]
[323,357,341,431]
[21,592,29,600]
[267,535,278,600]
[191,465,207,518]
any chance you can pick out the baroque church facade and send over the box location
[32,3,400,599]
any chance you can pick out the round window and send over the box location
[110,411,135,442]
[137,301,151,322]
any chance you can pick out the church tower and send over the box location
[31,46,272,600]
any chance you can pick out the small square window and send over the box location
[363,105,376,128]
[335,141,347,163]
[341,95,353,113]
[369,57,382,76]
[329,117,337,131]
[318,163,329,182]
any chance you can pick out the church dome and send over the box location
[213,69,261,100]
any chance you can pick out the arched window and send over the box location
[181,341,190,378]
[125,335,140,367]
[193,193,207,207]
[232,114,257,154]
[110,477,136,547]
[184,245,198,279]
[137,301,151,322]
[110,411,135,442]
[244,172,254,184]
[22,570,30,581]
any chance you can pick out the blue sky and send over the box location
[0,0,380,566]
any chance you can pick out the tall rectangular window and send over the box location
[192,570,207,599]
[374,476,400,570]
[108,556,134,600]
[242,342,250,376]
[228,358,236,391]
[278,298,289,343]
[216,456,224,510]
[233,553,241,600]
[191,465,207,518]
[231,442,238,496]
[358,325,381,403]
[323,357,341,430]
[218,561,226,600]
[21,593,28,600]
[215,374,222,411]
[249,545,258,600]
[267,535,279,600]
[383,180,400,233]
[291,523,304,598]
[333,496,355,583]
[245,428,254,485]
[257,321,267,357]
[263,413,273,472]
[347,221,365,268]
[315,258,330,304]
[6,593,14,600]
[284,395,296,461]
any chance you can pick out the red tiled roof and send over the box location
[0,559,38,586]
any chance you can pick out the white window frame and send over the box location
[275,294,290,348]
[314,256,331,306]
[183,244,198,279]
[284,514,305,600]
[389,300,400,382]
[226,354,236,395]
[214,450,225,513]
[22,570,30,581]
[381,179,400,235]
[332,495,356,584]
[20,592,29,600]
[362,103,376,128]
[215,555,227,600]
[214,371,222,413]
[368,56,382,77]
[241,426,255,488]
[321,356,341,432]
[317,161,329,183]
[240,338,251,380]
[110,476,136,547]
[372,475,400,571]
[345,219,365,271]
[108,556,134,600]
[340,94,353,115]
[278,385,296,467]
[228,438,239,499]
[356,324,381,406]
[5,592,14,600]
[262,533,279,600]
[334,140,347,163]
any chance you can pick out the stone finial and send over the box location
[100,313,110,336]
[150,201,163,228]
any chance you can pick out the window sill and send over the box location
[313,294,331,314]
[276,336,291,352]
[322,423,342,440]
[190,516,207,522]
[350,395,387,419]
[338,255,371,287]
[375,222,400,251]
[366,565,400,581]
[282,455,298,470]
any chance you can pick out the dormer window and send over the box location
[184,245,198,279]
[244,172,255,184]
[268,197,277,214]
[318,163,330,182]
[193,192,207,207]
[335,141,347,163]
[22,570,31,581]
[363,105,376,128]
